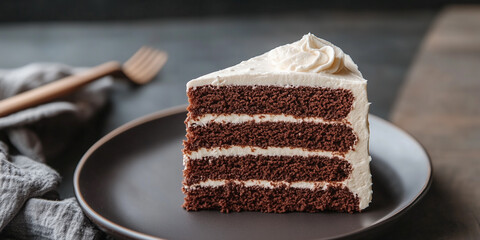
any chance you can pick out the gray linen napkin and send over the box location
[0,63,112,239]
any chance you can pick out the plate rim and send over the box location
[73,105,433,240]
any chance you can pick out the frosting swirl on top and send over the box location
[268,33,362,77]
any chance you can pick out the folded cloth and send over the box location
[0,63,112,239]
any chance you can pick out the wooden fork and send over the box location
[0,47,168,118]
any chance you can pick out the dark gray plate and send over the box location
[74,105,432,240]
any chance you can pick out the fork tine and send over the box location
[128,48,161,74]
[122,46,168,84]
[132,51,168,82]
[123,46,152,70]
[124,48,158,77]
[146,52,168,77]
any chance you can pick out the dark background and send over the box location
[1,0,479,22]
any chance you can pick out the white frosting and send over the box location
[184,179,343,191]
[184,33,372,210]
[186,33,365,90]
[268,33,362,76]
[187,113,342,127]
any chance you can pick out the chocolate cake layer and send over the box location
[183,182,360,213]
[184,122,356,153]
[187,85,354,120]
[183,155,352,185]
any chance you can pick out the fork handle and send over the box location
[0,61,121,118]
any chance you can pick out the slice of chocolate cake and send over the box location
[182,33,372,213]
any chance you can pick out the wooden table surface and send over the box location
[389,6,480,239]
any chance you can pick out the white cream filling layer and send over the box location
[187,146,338,160]
[187,113,344,127]
[183,179,344,191]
